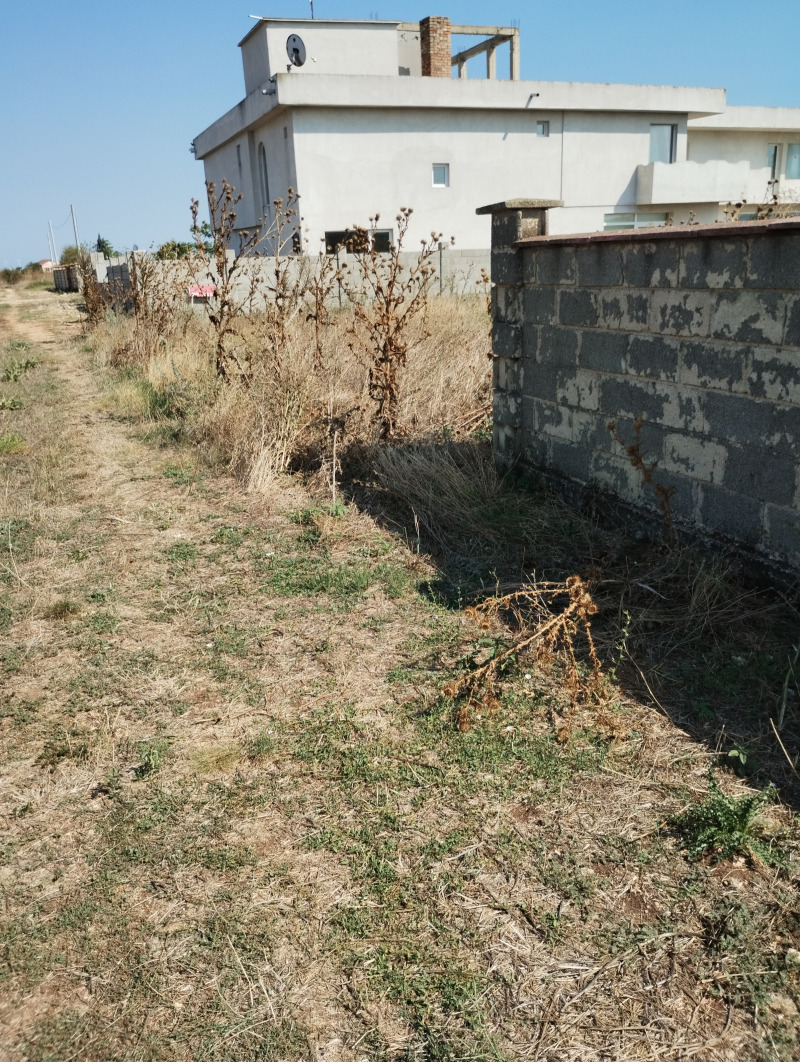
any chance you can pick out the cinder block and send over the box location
[493,422,518,465]
[623,242,679,288]
[550,438,594,483]
[536,400,572,440]
[528,362,565,402]
[601,291,650,331]
[494,390,523,427]
[711,290,786,345]
[591,451,645,503]
[536,245,576,286]
[601,376,667,423]
[491,211,525,249]
[745,232,800,289]
[784,295,800,347]
[539,324,579,366]
[646,468,697,525]
[493,355,525,392]
[699,483,763,546]
[579,330,628,374]
[611,416,666,464]
[723,446,796,506]
[560,288,600,327]
[764,505,800,566]
[628,335,680,380]
[494,284,523,324]
[521,433,550,469]
[771,404,800,457]
[523,285,557,324]
[576,243,624,287]
[649,291,711,337]
[559,369,602,411]
[492,321,522,359]
[702,391,773,449]
[571,408,612,449]
[663,432,727,484]
[679,340,748,393]
[748,347,800,403]
[679,238,748,289]
[491,249,523,285]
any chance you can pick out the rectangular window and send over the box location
[604,212,669,231]
[536,120,550,138]
[650,124,677,164]
[786,143,800,179]
[432,163,450,187]
[767,144,779,179]
[604,212,635,231]
[324,229,393,254]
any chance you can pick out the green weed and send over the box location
[0,432,26,454]
[670,776,786,866]
[0,395,22,410]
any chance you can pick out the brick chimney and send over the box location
[420,16,451,77]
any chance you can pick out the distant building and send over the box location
[38,259,55,272]
[193,15,800,253]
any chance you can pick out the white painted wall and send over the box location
[688,130,800,203]
[241,20,400,94]
[291,106,567,249]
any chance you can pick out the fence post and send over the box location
[475,199,561,467]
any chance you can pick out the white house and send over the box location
[193,15,800,253]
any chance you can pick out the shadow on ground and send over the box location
[342,436,800,809]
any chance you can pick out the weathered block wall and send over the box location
[486,206,800,568]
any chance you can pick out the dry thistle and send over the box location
[445,575,604,736]
[344,207,443,440]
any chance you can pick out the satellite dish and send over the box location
[286,34,306,67]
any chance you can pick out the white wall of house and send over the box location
[195,20,800,251]
[241,20,401,94]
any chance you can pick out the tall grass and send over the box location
[87,288,491,491]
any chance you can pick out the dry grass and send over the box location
[0,282,798,1062]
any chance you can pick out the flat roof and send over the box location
[239,17,400,48]
[690,105,800,132]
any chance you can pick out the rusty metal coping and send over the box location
[476,199,564,214]
[513,216,800,248]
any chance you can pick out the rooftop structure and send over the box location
[193,16,800,254]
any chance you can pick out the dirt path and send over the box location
[0,285,797,1062]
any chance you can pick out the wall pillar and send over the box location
[475,199,562,466]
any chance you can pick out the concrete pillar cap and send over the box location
[476,199,563,215]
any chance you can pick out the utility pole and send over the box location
[48,220,58,264]
[71,204,81,251]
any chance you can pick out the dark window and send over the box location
[324,229,393,254]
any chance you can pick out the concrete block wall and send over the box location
[484,204,800,568]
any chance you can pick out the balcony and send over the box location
[636,159,751,206]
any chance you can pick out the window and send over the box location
[432,163,450,187]
[649,124,677,164]
[766,144,779,179]
[604,212,670,231]
[257,142,270,216]
[536,120,550,138]
[324,229,393,254]
[236,144,243,186]
[785,143,800,179]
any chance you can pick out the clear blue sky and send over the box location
[2,0,799,267]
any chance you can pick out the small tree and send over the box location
[345,208,445,439]
[95,235,119,258]
[60,245,81,265]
